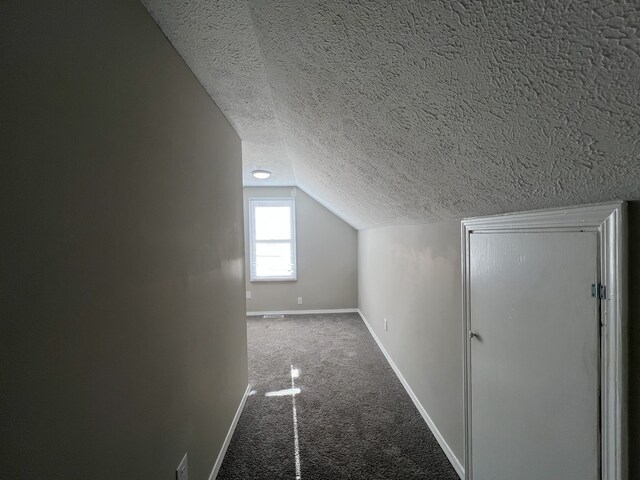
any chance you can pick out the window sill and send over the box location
[250,277,297,283]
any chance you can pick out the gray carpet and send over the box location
[217,313,458,480]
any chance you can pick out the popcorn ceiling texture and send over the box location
[142,0,640,229]
[140,0,296,187]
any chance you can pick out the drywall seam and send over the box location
[358,309,465,479]
[209,384,252,480]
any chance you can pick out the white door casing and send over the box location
[461,202,627,480]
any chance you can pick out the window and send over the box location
[249,198,297,281]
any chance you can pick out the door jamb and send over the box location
[461,201,627,480]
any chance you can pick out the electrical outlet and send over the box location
[246,291,252,300]
[384,318,388,332]
[297,297,303,305]
[176,453,188,480]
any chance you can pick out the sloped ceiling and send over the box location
[142,0,640,229]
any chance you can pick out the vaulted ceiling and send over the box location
[142,0,640,229]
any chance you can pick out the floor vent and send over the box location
[263,314,285,319]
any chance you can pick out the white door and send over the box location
[469,231,600,480]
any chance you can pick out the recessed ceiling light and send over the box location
[252,169,271,180]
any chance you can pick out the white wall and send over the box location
[245,186,357,313]
[0,1,247,478]
[358,222,464,465]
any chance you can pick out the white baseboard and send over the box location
[357,309,465,479]
[246,308,358,316]
[209,384,252,480]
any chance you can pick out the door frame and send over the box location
[461,202,627,480]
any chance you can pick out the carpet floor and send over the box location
[217,312,458,480]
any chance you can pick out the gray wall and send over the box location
[0,1,247,479]
[244,187,358,313]
[358,222,464,463]
[359,209,640,476]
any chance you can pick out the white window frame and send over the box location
[248,197,297,282]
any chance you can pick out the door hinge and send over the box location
[591,283,606,299]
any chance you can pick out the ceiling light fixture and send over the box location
[252,169,271,180]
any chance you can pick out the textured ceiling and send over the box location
[140,0,296,187]
[142,0,640,229]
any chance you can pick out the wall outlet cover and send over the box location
[246,291,252,299]
[297,297,303,304]
[384,318,388,331]
[176,453,188,480]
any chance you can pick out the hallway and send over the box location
[218,313,458,480]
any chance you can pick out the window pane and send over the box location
[255,242,293,278]
[255,206,291,241]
